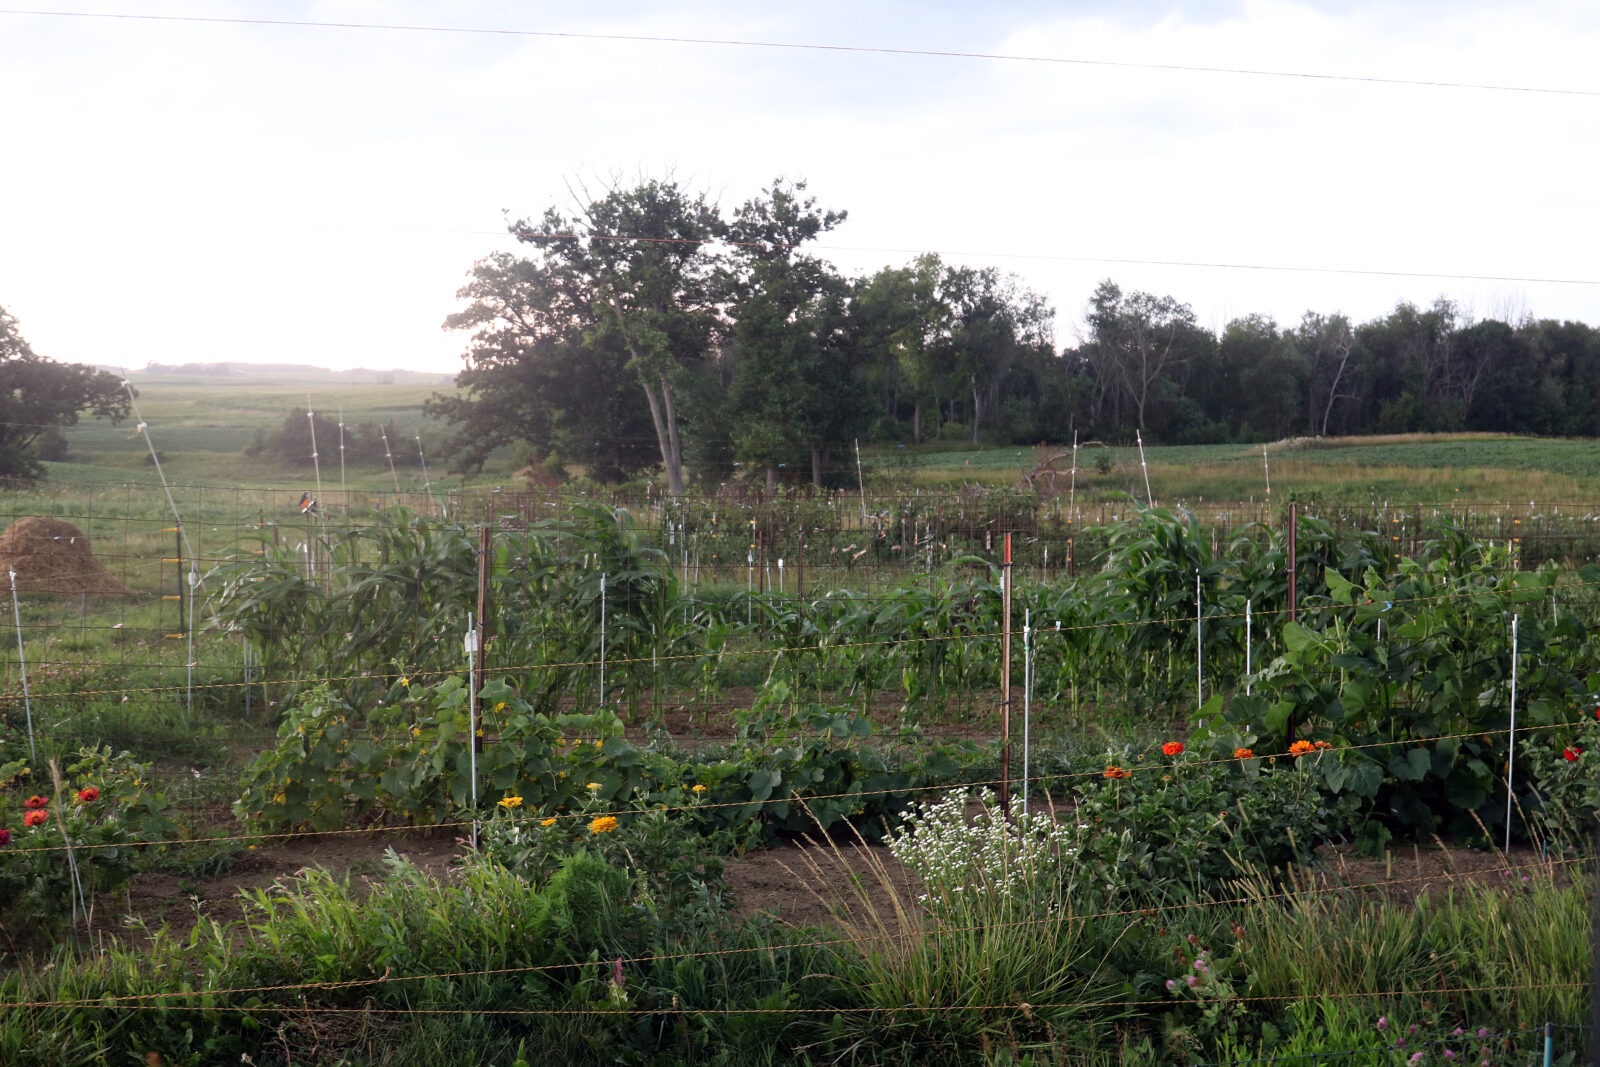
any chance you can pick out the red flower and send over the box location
[1563,747,1583,762]
[75,787,99,803]
[1593,707,1600,721]
[1162,741,1184,757]
[1103,765,1131,780]
[22,795,48,810]
[0,829,10,846]
[23,810,48,827]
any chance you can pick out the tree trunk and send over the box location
[971,383,984,444]
[912,402,922,444]
[811,447,827,488]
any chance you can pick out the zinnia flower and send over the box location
[588,815,620,834]
[497,795,522,809]
[585,782,602,792]
[1234,747,1255,760]
[75,787,99,803]
[1162,741,1184,756]
[23,810,48,827]
[1103,765,1130,780]
[1564,746,1583,762]
[0,829,10,846]
[22,795,48,810]
[691,784,708,794]
[540,817,557,827]
[1288,740,1315,757]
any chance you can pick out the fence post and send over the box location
[1000,533,1013,809]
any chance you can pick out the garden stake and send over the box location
[9,569,37,763]
[186,561,197,726]
[1245,600,1252,696]
[599,574,607,708]
[465,611,480,850]
[1195,569,1203,710]
[1022,609,1032,818]
[1543,1020,1553,1067]
[1136,430,1154,508]
[306,401,324,520]
[1000,533,1012,810]
[1504,613,1520,855]
[380,426,402,495]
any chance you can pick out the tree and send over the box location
[940,266,1053,443]
[724,179,862,488]
[510,180,724,496]
[1083,281,1205,435]
[1295,311,1358,436]
[0,305,130,483]
[428,252,657,481]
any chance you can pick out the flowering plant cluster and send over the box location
[475,780,737,933]
[887,788,1084,917]
[0,745,173,937]
[1073,739,1335,900]
[1523,699,1600,847]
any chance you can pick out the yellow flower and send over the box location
[540,817,557,827]
[497,795,522,809]
[494,701,506,713]
[411,727,422,738]
[588,815,620,834]
[586,782,602,792]
[399,676,410,687]
[691,784,708,794]
[594,739,603,749]
[556,770,567,779]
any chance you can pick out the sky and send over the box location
[2,1,1597,375]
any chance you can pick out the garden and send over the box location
[0,485,1597,1065]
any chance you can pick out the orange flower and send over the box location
[1312,740,1333,751]
[588,815,620,834]
[75,787,100,803]
[1162,741,1184,757]
[1288,740,1315,757]
[1103,765,1131,780]
[22,796,48,810]
[1233,747,1255,760]
[23,810,48,827]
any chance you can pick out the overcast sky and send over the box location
[2,1,1596,374]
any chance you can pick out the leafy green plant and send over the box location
[0,746,174,940]
[1070,739,1336,901]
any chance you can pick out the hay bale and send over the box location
[0,517,132,596]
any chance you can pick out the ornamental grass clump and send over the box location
[796,793,1126,1062]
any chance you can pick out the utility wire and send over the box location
[2,8,1596,99]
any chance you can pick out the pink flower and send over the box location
[0,828,10,846]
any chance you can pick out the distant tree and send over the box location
[0,305,130,483]
[1295,312,1358,436]
[510,179,724,496]
[1083,281,1207,435]
[427,252,657,481]
[940,265,1053,444]
[724,178,862,488]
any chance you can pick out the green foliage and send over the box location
[0,304,131,484]
[1219,536,1575,840]
[0,746,174,941]
[1070,741,1335,901]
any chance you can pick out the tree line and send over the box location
[430,178,1600,491]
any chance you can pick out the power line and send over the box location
[3,8,1596,99]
